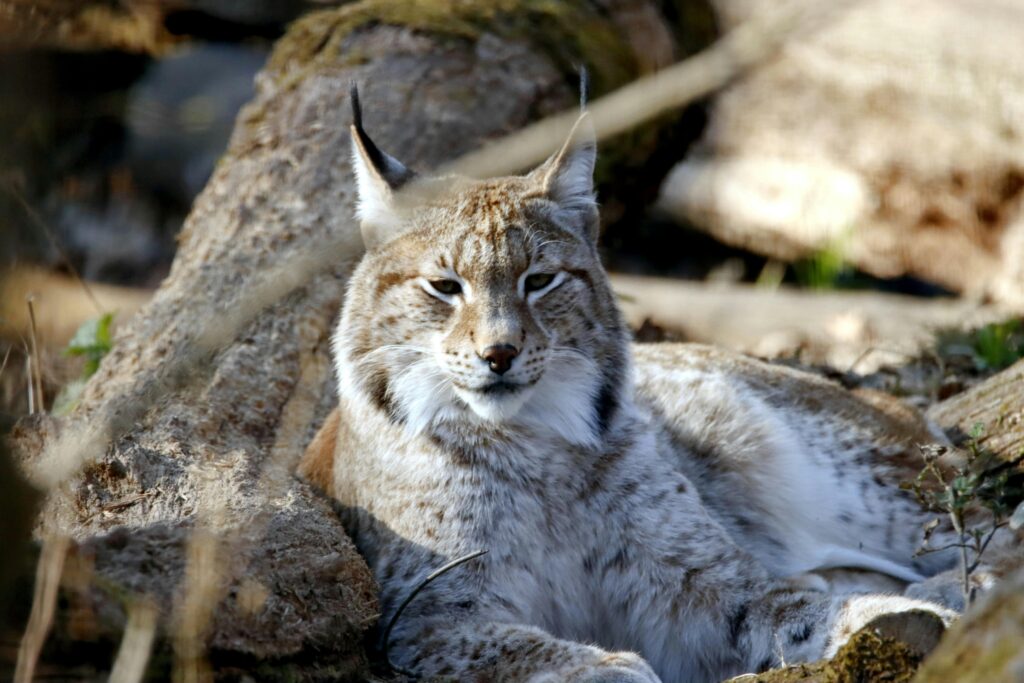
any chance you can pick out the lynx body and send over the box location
[300,96,971,682]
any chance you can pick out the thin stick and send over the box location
[380,549,488,675]
[26,297,45,411]
[0,344,12,378]
[14,535,71,683]
[25,354,35,415]
[109,598,159,683]
[4,181,104,315]
[967,522,1007,575]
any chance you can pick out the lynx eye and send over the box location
[524,273,556,293]
[428,279,463,296]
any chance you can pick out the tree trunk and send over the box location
[10,1,670,679]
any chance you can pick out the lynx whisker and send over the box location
[355,344,431,369]
[550,345,592,363]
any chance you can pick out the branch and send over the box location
[967,522,1008,575]
[379,549,488,676]
[445,0,858,179]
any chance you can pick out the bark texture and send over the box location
[11,0,664,677]
[659,0,1024,310]
[928,357,1024,461]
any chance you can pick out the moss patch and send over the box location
[266,0,637,95]
[733,629,922,683]
[826,629,921,683]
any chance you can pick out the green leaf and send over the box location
[63,313,114,379]
[65,313,113,355]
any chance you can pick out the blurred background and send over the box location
[1,0,1024,677]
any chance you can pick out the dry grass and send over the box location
[13,535,70,683]
[172,472,231,683]
[109,599,159,683]
[26,299,44,413]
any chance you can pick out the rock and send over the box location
[657,0,1024,309]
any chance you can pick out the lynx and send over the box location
[299,90,999,682]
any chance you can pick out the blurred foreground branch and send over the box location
[448,0,855,179]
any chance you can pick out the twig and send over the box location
[967,522,1007,575]
[956,518,971,607]
[14,535,71,683]
[379,549,488,676]
[0,344,12,378]
[915,541,972,556]
[4,181,104,315]
[26,297,45,411]
[25,354,35,415]
[443,0,858,180]
[173,483,229,683]
[109,598,159,683]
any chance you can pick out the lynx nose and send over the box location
[481,344,519,375]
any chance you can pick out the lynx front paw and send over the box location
[825,594,957,658]
[572,667,661,683]
[532,653,660,683]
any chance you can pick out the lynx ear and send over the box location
[533,113,598,241]
[349,85,416,249]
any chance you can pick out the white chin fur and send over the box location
[455,387,532,422]
[515,360,601,449]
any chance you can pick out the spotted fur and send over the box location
[297,100,996,682]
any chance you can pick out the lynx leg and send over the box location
[391,618,660,682]
[587,456,956,681]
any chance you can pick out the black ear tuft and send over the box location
[350,81,363,130]
[348,83,414,190]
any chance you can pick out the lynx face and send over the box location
[334,107,629,447]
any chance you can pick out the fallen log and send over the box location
[928,357,1024,460]
[610,273,1012,371]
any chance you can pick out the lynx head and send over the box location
[334,88,630,449]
